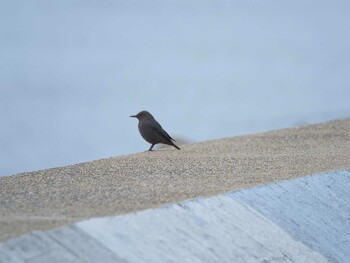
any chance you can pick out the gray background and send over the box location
[1,0,350,176]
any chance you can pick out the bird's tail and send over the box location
[172,142,181,150]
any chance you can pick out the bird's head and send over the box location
[130,111,154,121]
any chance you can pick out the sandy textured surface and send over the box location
[1,119,350,242]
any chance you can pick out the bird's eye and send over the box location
[139,114,142,117]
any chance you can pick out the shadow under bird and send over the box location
[130,111,181,151]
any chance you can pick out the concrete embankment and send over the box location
[0,119,349,262]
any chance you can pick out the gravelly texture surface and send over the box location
[1,118,349,242]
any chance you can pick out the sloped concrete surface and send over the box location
[0,227,125,263]
[2,169,349,262]
[75,197,327,263]
[233,169,350,263]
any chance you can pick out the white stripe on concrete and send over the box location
[232,169,350,263]
[2,169,350,263]
[76,196,327,263]
[0,226,125,263]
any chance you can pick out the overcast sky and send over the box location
[1,0,350,176]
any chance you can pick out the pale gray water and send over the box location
[1,1,350,176]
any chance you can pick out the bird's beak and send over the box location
[130,115,137,118]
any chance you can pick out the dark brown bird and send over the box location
[130,111,180,151]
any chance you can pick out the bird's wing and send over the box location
[144,119,162,130]
[162,129,175,141]
[145,120,175,142]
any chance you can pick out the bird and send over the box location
[130,110,180,151]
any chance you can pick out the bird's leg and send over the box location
[148,144,155,151]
